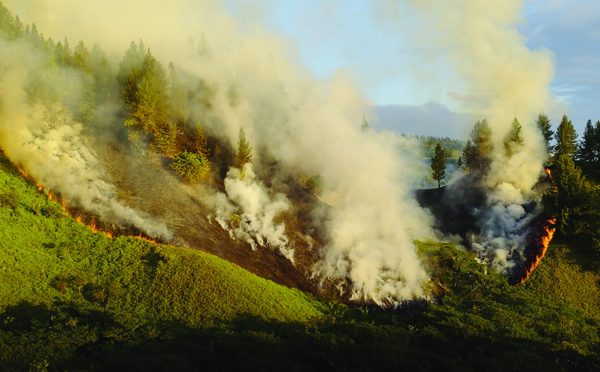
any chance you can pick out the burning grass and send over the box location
[0,152,323,322]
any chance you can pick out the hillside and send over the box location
[1,151,600,370]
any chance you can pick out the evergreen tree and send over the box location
[456,156,463,169]
[536,113,554,155]
[73,41,91,72]
[235,128,253,179]
[54,38,73,66]
[123,48,176,155]
[361,114,371,132]
[170,150,210,183]
[168,62,188,121]
[542,155,600,238]
[503,117,524,156]
[90,43,114,103]
[431,143,446,188]
[461,119,492,172]
[461,140,476,172]
[117,40,146,86]
[579,120,597,161]
[554,115,578,159]
[194,124,210,158]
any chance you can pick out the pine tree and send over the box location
[503,117,524,156]
[536,113,554,155]
[431,143,446,188]
[122,47,176,155]
[456,156,463,169]
[542,155,600,238]
[554,115,578,159]
[578,120,597,161]
[194,124,210,158]
[361,114,371,132]
[73,41,91,72]
[170,150,210,183]
[461,139,476,172]
[235,128,252,179]
[461,119,492,172]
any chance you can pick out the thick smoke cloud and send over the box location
[1,0,436,305]
[0,38,171,238]
[378,0,555,273]
[209,164,295,263]
[1,0,557,302]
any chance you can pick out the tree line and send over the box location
[0,4,252,183]
[429,111,600,262]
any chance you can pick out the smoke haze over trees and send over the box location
[0,0,590,305]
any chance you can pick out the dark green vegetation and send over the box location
[541,114,600,264]
[2,151,600,371]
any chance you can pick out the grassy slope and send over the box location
[520,241,600,320]
[0,152,322,326]
[1,151,600,371]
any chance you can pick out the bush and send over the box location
[169,151,210,183]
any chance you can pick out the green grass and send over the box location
[520,241,600,319]
[1,150,600,371]
[0,151,322,325]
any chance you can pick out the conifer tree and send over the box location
[194,124,210,158]
[503,117,524,156]
[579,119,597,161]
[361,114,371,132]
[120,46,177,155]
[461,140,476,172]
[73,41,91,72]
[536,113,553,155]
[431,143,446,188]
[554,115,578,159]
[461,119,492,172]
[542,154,600,238]
[235,128,252,179]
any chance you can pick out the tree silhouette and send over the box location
[431,143,446,188]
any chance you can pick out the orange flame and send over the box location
[518,219,556,285]
[516,168,556,285]
[18,168,45,190]
[7,153,163,244]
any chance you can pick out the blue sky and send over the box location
[225,0,600,139]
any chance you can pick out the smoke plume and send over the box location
[378,0,555,274]
[0,0,556,303]
[0,37,171,238]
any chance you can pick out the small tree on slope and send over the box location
[235,128,252,179]
[431,143,446,188]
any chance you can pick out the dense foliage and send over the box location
[555,115,579,159]
[169,150,211,183]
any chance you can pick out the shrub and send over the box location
[169,150,210,183]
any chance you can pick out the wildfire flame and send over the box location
[514,168,556,285]
[517,218,556,285]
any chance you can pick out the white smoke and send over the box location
[1,0,558,303]
[0,38,171,239]
[377,0,555,273]
[209,164,294,263]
